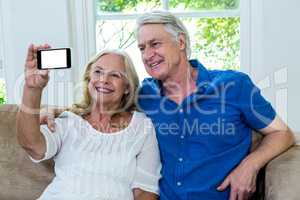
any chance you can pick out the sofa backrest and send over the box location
[0,104,54,200]
[0,104,264,200]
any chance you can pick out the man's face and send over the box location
[137,24,184,81]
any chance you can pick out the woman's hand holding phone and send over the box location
[24,44,51,90]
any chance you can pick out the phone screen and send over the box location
[37,48,71,69]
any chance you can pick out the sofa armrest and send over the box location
[265,145,300,200]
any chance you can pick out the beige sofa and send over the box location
[0,104,299,200]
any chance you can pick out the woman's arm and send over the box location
[131,117,161,200]
[133,188,158,200]
[16,44,51,160]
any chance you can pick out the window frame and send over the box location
[95,10,240,20]
[93,0,249,71]
[71,0,250,94]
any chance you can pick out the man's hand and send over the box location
[217,115,295,200]
[40,107,56,132]
[217,158,258,200]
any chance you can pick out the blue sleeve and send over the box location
[238,74,276,130]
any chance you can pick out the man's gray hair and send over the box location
[136,10,191,58]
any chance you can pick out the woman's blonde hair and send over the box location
[69,49,139,116]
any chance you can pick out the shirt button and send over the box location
[180,135,185,139]
[178,157,183,162]
[198,87,204,93]
[179,108,183,113]
[177,182,182,186]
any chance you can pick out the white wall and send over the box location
[1,0,299,133]
[249,0,300,133]
[0,5,4,78]
[0,0,74,106]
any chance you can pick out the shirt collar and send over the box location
[190,59,211,85]
[143,59,211,95]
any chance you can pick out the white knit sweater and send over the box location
[30,111,161,200]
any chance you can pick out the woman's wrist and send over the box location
[23,84,44,93]
[21,85,43,114]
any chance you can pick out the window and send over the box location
[95,0,240,80]
[0,79,6,104]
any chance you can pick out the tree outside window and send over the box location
[95,0,240,79]
[0,79,6,104]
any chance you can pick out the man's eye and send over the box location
[152,42,161,47]
[139,47,145,52]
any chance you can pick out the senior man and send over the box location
[136,10,294,200]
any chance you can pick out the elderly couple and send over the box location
[16,10,294,200]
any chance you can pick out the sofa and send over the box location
[0,104,299,200]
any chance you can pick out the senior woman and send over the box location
[16,44,161,200]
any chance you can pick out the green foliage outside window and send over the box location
[193,17,240,69]
[169,0,239,10]
[98,0,161,12]
[0,79,6,104]
[96,0,240,70]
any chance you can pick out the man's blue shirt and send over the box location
[138,60,276,200]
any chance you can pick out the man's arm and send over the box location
[243,115,294,171]
[40,106,66,132]
[218,115,295,200]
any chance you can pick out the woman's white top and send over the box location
[30,111,161,200]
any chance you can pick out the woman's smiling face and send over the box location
[88,53,129,108]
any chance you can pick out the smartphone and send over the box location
[37,48,71,69]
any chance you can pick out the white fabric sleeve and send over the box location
[29,115,68,163]
[131,119,162,195]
